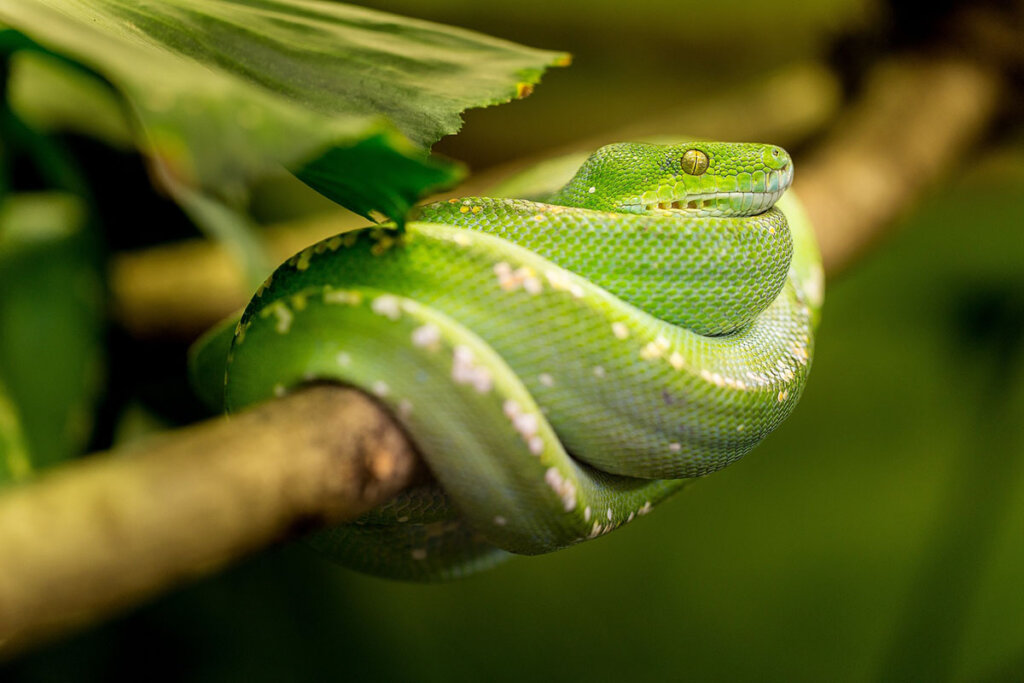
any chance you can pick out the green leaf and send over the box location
[0,0,569,223]
[6,50,133,149]
[0,192,105,471]
[0,378,32,485]
[188,313,242,413]
[296,133,457,224]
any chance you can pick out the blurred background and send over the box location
[3,0,1024,680]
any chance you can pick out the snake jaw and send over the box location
[642,188,786,216]
[630,163,793,217]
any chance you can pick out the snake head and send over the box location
[550,141,792,217]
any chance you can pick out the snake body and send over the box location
[216,142,822,580]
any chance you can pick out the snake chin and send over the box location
[630,164,793,217]
[635,188,786,217]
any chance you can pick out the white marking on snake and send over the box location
[372,381,389,397]
[494,262,516,290]
[640,336,670,361]
[538,373,554,387]
[513,411,538,439]
[273,384,286,398]
[592,365,606,379]
[503,399,520,419]
[544,467,577,512]
[494,516,507,526]
[638,501,653,516]
[517,267,542,295]
[411,324,441,351]
[584,506,592,522]
[323,289,361,306]
[669,442,681,452]
[371,295,401,320]
[261,301,293,334]
[612,322,629,339]
[640,342,662,360]
[606,508,613,521]
[504,399,544,454]
[336,352,351,367]
[451,345,493,393]
[544,269,585,298]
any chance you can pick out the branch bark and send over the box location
[0,386,424,657]
[0,35,1013,659]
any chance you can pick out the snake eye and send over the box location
[680,149,709,176]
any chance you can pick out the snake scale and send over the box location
[195,142,823,580]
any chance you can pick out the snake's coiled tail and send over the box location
[218,142,822,580]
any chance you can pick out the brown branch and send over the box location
[797,56,1004,276]
[0,30,1014,659]
[0,386,424,658]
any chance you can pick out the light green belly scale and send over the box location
[216,142,822,580]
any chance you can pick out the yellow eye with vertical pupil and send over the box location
[680,149,709,175]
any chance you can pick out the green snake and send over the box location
[192,141,823,581]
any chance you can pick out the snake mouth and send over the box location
[631,164,793,217]
[641,188,786,216]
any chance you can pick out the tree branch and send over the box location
[0,386,424,657]
[796,56,1003,276]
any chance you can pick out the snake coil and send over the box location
[198,142,823,580]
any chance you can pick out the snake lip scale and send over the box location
[628,165,793,217]
[200,141,822,580]
[638,187,788,215]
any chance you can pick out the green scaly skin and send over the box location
[212,142,823,580]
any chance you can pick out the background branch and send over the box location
[0,27,1014,660]
[797,56,1003,275]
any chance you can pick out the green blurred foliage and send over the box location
[0,1,567,218]
[0,193,104,475]
[0,377,31,483]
